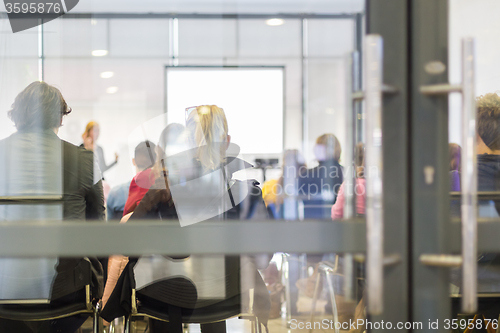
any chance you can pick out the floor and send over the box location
[83,295,358,333]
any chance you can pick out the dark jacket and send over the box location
[0,130,105,302]
[0,130,105,220]
[477,154,500,215]
[450,154,500,301]
[298,159,344,219]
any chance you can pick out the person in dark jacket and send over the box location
[0,81,105,333]
[101,105,270,333]
[298,133,344,219]
[451,92,500,321]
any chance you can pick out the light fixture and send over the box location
[106,86,118,94]
[100,71,114,79]
[265,18,284,26]
[92,50,108,57]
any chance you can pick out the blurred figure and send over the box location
[449,142,461,172]
[106,182,129,221]
[332,142,366,219]
[450,93,500,322]
[101,106,270,333]
[299,133,344,219]
[122,140,157,216]
[101,127,181,329]
[261,149,306,219]
[0,81,104,333]
[82,121,119,178]
[106,140,157,220]
[449,143,461,192]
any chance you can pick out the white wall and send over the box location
[449,0,500,145]
[0,12,360,187]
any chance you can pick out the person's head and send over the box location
[476,93,500,152]
[152,123,186,179]
[449,143,461,172]
[82,121,100,142]
[185,105,230,170]
[158,123,186,153]
[313,133,342,162]
[133,140,156,172]
[355,142,365,178]
[8,81,72,131]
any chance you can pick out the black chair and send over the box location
[118,255,264,333]
[0,258,102,333]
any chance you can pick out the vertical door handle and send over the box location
[419,38,477,314]
[461,37,477,314]
[364,34,385,315]
[343,51,359,302]
[350,35,398,315]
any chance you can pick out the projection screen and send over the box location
[165,66,284,155]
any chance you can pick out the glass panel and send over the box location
[449,0,500,218]
[449,0,500,321]
[0,2,366,332]
[449,251,500,325]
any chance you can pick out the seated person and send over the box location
[101,107,270,333]
[106,182,129,220]
[261,149,306,219]
[332,142,366,219]
[0,81,104,333]
[123,140,157,216]
[451,93,500,321]
[299,133,344,219]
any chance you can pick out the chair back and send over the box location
[134,255,241,309]
[0,132,63,303]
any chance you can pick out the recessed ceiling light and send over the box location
[92,50,108,57]
[106,86,118,94]
[100,71,114,79]
[266,18,284,26]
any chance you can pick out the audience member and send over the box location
[450,93,500,321]
[101,106,270,333]
[332,142,366,219]
[299,133,344,218]
[0,81,104,333]
[106,182,129,220]
[261,149,306,218]
[101,125,184,323]
[122,140,157,216]
[449,143,461,192]
[106,140,157,220]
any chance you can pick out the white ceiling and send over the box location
[69,0,364,14]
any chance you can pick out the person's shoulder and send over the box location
[109,182,131,196]
[0,134,11,146]
[62,140,93,157]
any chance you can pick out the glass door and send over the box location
[0,1,414,332]
[412,0,500,332]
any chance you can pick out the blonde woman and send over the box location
[81,121,119,177]
[101,106,271,333]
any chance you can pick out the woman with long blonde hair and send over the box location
[101,105,271,333]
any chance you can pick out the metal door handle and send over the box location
[349,35,398,315]
[343,51,358,302]
[419,37,477,314]
[461,37,477,314]
[364,34,385,316]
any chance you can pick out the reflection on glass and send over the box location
[0,5,366,331]
[0,82,105,331]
